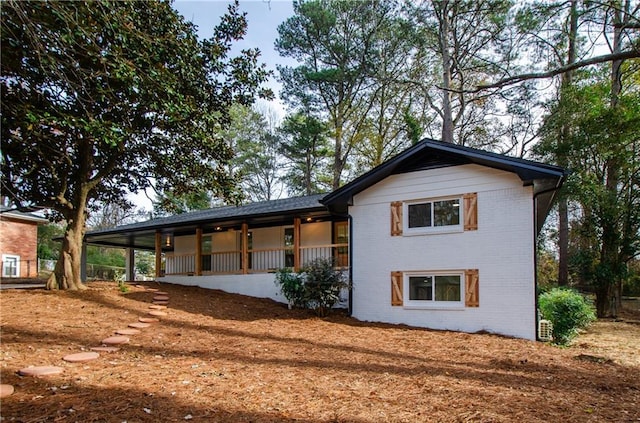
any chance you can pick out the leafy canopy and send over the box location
[1,0,271,220]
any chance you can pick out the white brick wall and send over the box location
[350,164,537,340]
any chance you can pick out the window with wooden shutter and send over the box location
[463,193,478,231]
[465,269,479,307]
[391,271,403,305]
[390,202,403,236]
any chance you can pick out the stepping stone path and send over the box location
[129,322,151,329]
[63,352,100,363]
[18,366,64,377]
[0,384,15,398]
[101,335,130,345]
[14,282,170,397]
[91,346,120,353]
[115,328,141,336]
[149,304,167,309]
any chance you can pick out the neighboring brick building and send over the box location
[0,207,48,279]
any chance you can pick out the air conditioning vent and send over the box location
[538,319,553,342]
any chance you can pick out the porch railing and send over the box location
[165,243,348,276]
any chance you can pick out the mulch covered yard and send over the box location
[1,281,638,422]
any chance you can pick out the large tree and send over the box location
[278,111,332,196]
[1,1,270,290]
[538,76,639,317]
[276,0,398,189]
[407,0,515,146]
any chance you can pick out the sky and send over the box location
[173,0,298,119]
[131,1,297,210]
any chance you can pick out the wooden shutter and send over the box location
[390,202,403,236]
[463,193,478,231]
[465,269,479,307]
[391,271,403,306]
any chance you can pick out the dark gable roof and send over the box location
[87,194,327,237]
[86,139,566,249]
[321,138,567,232]
[322,138,566,208]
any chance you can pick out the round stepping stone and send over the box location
[149,305,167,310]
[145,288,158,292]
[154,291,168,295]
[101,335,129,345]
[63,352,99,363]
[148,310,167,317]
[91,346,120,353]
[139,317,159,323]
[152,301,169,306]
[115,328,140,335]
[18,366,64,377]
[0,384,15,398]
[128,322,151,329]
[153,295,169,301]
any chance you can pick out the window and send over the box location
[405,272,463,307]
[284,227,294,267]
[406,198,461,232]
[2,254,20,278]
[391,193,477,236]
[201,235,212,272]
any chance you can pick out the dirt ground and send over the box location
[1,281,638,422]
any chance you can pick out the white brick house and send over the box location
[85,139,565,340]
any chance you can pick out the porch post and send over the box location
[195,227,202,276]
[293,217,301,272]
[80,243,87,282]
[125,248,135,281]
[241,222,249,274]
[155,230,162,278]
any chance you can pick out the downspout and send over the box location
[348,213,353,316]
[532,180,565,341]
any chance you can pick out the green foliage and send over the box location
[134,251,155,278]
[1,0,270,288]
[117,279,129,293]
[37,223,64,260]
[623,260,640,297]
[274,268,307,308]
[87,246,125,268]
[278,111,332,196]
[223,104,282,202]
[274,259,349,317]
[536,77,640,316]
[539,288,596,345]
[301,258,348,317]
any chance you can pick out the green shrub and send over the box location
[302,258,348,317]
[117,279,129,293]
[274,259,349,316]
[539,288,596,345]
[274,268,306,308]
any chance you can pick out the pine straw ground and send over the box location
[1,282,639,423]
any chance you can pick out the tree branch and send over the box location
[474,49,640,91]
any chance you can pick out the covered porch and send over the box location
[84,195,349,282]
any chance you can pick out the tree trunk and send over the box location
[46,192,88,291]
[557,0,578,287]
[437,0,454,143]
